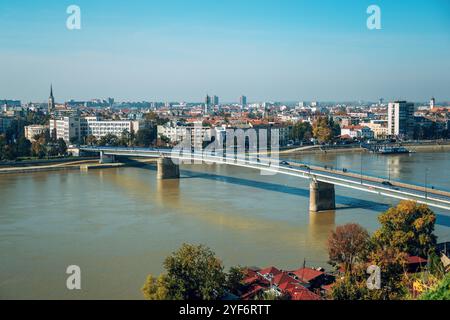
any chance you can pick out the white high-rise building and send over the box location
[387,101,415,139]
[430,97,436,109]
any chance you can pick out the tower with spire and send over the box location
[48,84,55,113]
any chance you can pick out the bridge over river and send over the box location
[80,146,450,212]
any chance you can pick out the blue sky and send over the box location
[0,0,449,102]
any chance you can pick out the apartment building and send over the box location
[157,123,212,150]
[388,101,415,139]
[24,124,48,142]
[50,115,141,143]
[362,120,389,139]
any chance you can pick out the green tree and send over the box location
[98,134,120,147]
[419,273,450,300]
[142,244,226,300]
[290,122,312,142]
[225,266,245,295]
[16,136,31,157]
[31,141,46,158]
[373,201,437,257]
[0,134,7,160]
[85,135,98,146]
[135,128,156,147]
[119,130,131,147]
[56,138,67,155]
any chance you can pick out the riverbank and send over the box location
[281,141,450,155]
[0,159,125,175]
[0,157,161,175]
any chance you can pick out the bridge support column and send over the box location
[157,158,180,180]
[309,180,335,212]
[99,151,115,164]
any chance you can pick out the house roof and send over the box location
[290,268,325,283]
[407,255,427,264]
[258,266,282,277]
[241,284,266,300]
[288,286,322,300]
[273,272,295,287]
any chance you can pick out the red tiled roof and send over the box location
[273,272,294,287]
[407,255,427,264]
[290,268,324,283]
[243,275,259,285]
[258,266,282,277]
[241,284,266,300]
[288,286,322,301]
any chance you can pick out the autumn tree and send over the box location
[142,274,170,300]
[365,247,408,300]
[373,201,437,257]
[328,223,370,273]
[312,116,333,143]
[331,247,408,300]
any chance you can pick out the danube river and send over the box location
[0,151,449,299]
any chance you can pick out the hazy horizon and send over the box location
[1,0,449,102]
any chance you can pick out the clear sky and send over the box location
[0,0,449,102]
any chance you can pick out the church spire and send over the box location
[48,84,55,113]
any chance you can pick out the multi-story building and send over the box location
[24,125,48,142]
[362,120,389,139]
[49,116,81,143]
[50,115,141,143]
[81,116,141,139]
[341,126,374,140]
[387,101,415,139]
[157,123,212,150]
[240,96,247,109]
[0,116,14,134]
[213,95,219,106]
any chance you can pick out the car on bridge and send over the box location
[382,181,400,190]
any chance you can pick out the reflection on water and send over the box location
[0,151,449,299]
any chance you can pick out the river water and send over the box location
[0,151,449,299]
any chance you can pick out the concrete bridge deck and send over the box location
[80,146,450,212]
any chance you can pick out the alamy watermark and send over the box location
[66,5,81,30]
[66,265,81,290]
[367,4,382,30]
[170,124,280,176]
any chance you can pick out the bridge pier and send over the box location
[157,158,180,180]
[309,180,335,212]
[99,151,115,164]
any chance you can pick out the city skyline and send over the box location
[2,83,448,105]
[1,0,450,102]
